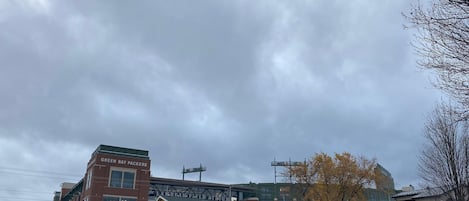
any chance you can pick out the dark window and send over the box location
[103,196,136,201]
[123,172,135,188]
[103,196,119,201]
[110,170,123,187]
[109,169,135,189]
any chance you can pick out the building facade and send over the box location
[392,186,469,201]
[60,145,151,201]
[238,182,393,201]
[56,145,394,201]
[57,145,253,201]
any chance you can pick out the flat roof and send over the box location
[93,144,149,159]
[150,177,254,192]
[61,178,83,201]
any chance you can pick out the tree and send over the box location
[288,152,377,201]
[405,0,469,117]
[419,103,469,201]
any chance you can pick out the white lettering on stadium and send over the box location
[100,157,148,167]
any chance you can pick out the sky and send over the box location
[0,0,444,201]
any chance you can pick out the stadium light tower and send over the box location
[271,158,304,183]
[182,164,206,182]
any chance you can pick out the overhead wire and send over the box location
[0,166,82,201]
[0,166,83,177]
[0,196,52,201]
[0,166,83,181]
[0,189,55,195]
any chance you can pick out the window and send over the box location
[86,170,92,189]
[103,196,136,201]
[122,171,134,188]
[109,168,135,189]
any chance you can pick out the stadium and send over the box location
[54,145,395,201]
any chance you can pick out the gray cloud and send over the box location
[0,1,442,200]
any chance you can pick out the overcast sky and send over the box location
[0,1,443,201]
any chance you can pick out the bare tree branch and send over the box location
[404,0,469,118]
[418,103,469,201]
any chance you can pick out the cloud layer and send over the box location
[0,1,442,201]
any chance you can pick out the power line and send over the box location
[0,166,82,178]
[0,170,81,181]
[0,189,54,195]
[0,196,51,201]
[0,166,83,181]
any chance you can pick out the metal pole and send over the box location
[273,157,277,184]
[274,166,277,184]
[199,164,202,182]
[289,158,292,183]
[229,185,232,201]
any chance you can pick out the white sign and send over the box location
[100,157,148,167]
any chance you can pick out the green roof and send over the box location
[94,144,149,159]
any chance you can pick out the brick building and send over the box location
[56,145,253,201]
[56,145,393,201]
[59,145,151,201]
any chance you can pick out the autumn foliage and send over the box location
[288,152,378,201]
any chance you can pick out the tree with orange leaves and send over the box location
[288,152,377,201]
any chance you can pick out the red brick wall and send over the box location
[60,188,71,200]
[82,153,151,201]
